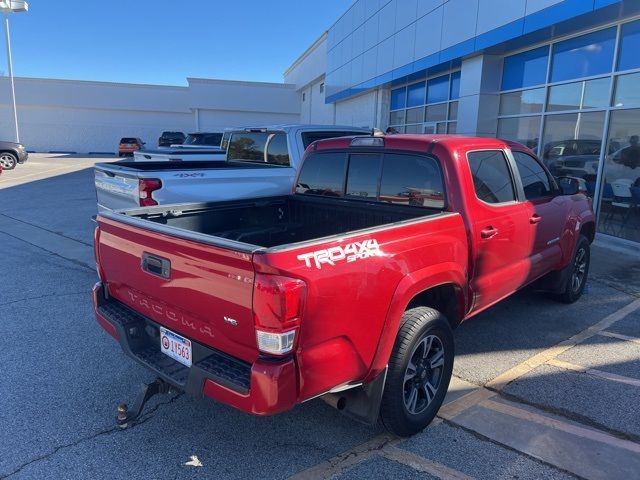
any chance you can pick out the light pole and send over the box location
[1,0,28,144]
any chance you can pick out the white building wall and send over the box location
[0,76,300,153]
[285,34,336,126]
[334,89,379,128]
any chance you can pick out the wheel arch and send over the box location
[580,221,596,243]
[363,263,468,383]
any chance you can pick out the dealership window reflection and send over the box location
[598,109,640,242]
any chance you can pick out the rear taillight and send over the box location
[139,178,162,207]
[93,226,105,282]
[253,274,306,356]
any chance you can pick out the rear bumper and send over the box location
[92,282,297,416]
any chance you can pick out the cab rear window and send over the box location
[227,132,290,165]
[296,151,445,209]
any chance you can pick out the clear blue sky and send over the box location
[0,0,351,85]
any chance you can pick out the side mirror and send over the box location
[556,176,581,195]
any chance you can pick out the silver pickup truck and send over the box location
[95,125,370,212]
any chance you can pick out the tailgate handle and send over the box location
[141,253,171,279]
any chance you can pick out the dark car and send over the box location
[0,140,28,170]
[118,138,145,157]
[158,131,186,147]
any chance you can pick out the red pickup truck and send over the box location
[93,134,595,436]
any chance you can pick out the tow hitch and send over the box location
[116,378,178,428]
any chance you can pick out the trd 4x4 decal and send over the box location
[297,239,382,269]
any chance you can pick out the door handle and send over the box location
[481,227,498,239]
[530,215,542,225]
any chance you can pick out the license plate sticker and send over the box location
[160,327,192,367]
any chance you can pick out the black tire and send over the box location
[0,151,17,170]
[555,235,590,304]
[380,307,454,437]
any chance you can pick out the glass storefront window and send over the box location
[547,78,609,112]
[407,82,426,108]
[389,110,405,125]
[541,111,606,184]
[582,77,611,109]
[425,103,447,122]
[617,19,640,72]
[406,107,424,124]
[405,124,420,134]
[550,28,616,83]
[547,82,582,112]
[613,72,640,108]
[497,116,542,152]
[500,88,545,115]
[427,75,450,104]
[448,101,458,121]
[391,87,406,110]
[448,122,457,134]
[598,109,640,242]
[450,71,461,100]
[436,123,447,134]
[502,46,549,90]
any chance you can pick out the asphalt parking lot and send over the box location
[1,155,640,480]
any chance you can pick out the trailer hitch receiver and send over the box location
[116,378,176,428]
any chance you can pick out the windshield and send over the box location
[184,133,223,146]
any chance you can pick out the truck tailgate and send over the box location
[96,215,258,364]
[94,166,140,213]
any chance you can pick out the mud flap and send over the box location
[322,368,388,425]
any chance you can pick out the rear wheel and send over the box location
[0,152,17,170]
[555,235,590,304]
[380,307,454,437]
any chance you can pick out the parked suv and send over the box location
[118,138,145,157]
[0,140,29,170]
[158,131,186,147]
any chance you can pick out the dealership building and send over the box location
[1,0,640,247]
[285,0,640,247]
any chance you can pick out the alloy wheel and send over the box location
[403,334,445,415]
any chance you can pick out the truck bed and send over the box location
[99,160,277,174]
[117,195,441,249]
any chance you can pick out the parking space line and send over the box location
[288,433,395,480]
[381,445,475,480]
[598,330,640,346]
[546,358,640,387]
[437,387,495,420]
[486,297,640,392]
[480,399,640,454]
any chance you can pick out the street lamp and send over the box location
[0,0,28,144]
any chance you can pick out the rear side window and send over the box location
[468,151,516,204]
[295,152,346,197]
[380,154,445,209]
[512,151,553,200]
[228,132,289,165]
[346,154,381,199]
[266,134,290,165]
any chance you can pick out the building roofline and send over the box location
[0,75,189,90]
[187,77,296,89]
[284,31,329,77]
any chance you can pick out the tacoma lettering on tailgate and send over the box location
[297,239,382,269]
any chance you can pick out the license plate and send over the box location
[160,327,192,367]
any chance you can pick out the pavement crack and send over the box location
[1,393,183,479]
[0,212,93,247]
[0,291,88,307]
